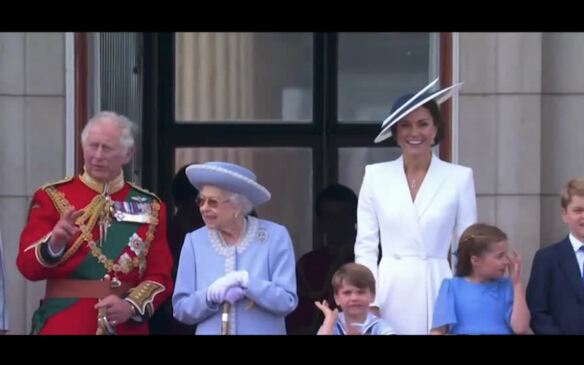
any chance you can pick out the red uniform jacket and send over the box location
[17,172,173,335]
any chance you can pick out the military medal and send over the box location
[113,201,155,224]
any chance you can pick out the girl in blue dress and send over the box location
[430,223,530,335]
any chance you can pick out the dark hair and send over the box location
[314,184,358,222]
[172,165,199,204]
[560,177,584,210]
[331,263,375,296]
[455,223,508,277]
[389,99,445,146]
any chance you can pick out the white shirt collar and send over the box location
[337,312,378,334]
[568,233,584,253]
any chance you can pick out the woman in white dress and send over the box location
[354,79,477,334]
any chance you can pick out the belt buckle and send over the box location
[103,274,122,288]
[110,277,122,288]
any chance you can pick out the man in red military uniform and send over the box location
[17,111,173,335]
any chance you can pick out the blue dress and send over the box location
[172,216,298,334]
[432,277,513,334]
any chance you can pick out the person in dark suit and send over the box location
[526,177,584,334]
[149,165,205,335]
[286,184,357,335]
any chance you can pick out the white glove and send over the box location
[224,286,246,304]
[206,271,249,305]
[225,270,249,289]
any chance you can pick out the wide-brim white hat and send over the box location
[374,78,463,143]
[185,161,271,207]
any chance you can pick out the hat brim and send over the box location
[374,82,463,144]
[381,78,439,128]
[185,165,271,207]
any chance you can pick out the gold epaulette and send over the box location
[41,177,76,216]
[39,176,75,191]
[127,182,161,203]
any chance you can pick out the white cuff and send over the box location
[46,236,65,257]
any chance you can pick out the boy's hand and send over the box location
[314,300,338,321]
[315,300,338,335]
[507,249,522,285]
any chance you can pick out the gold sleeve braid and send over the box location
[125,280,166,317]
[22,182,73,263]
[32,186,74,267]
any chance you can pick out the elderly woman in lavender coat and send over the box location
[172,161,298,334]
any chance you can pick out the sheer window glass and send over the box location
[338,32,437,123]
[338,147,402,194]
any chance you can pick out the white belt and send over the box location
[385,253,444,261]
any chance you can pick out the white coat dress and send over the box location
[354,154,477,334]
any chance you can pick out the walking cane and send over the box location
[221,302,231,335]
